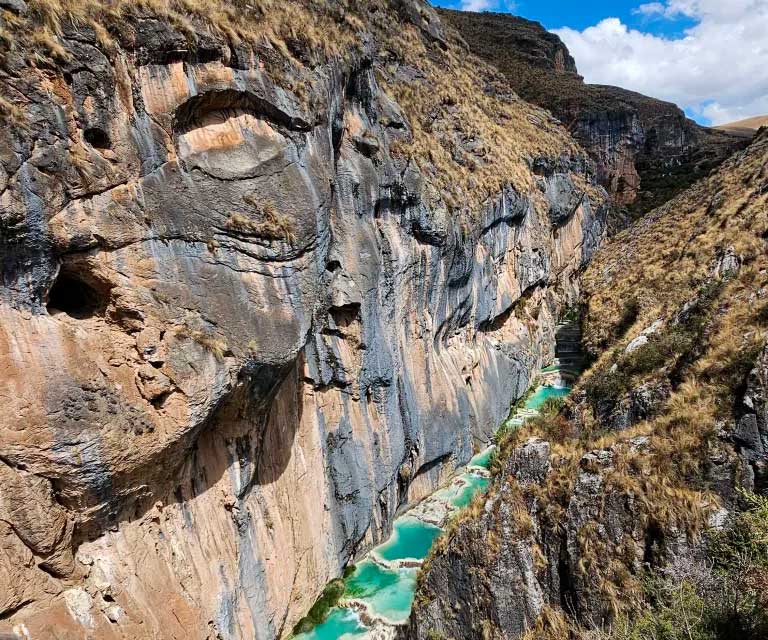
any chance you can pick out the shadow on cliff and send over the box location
[76,354,305,544]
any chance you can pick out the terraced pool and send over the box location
[294,374,570,639]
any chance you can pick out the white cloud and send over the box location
[461,0,492,10]
[634,3,668,17]
[552,0,768,125]
[460,0,517,12]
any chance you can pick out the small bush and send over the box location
[584,363,629,409]
[291,578,346,635]
[540,396,566,416]
[709,491,768,572]
[175,325,229,359]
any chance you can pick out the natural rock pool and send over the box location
[294,371,571,640]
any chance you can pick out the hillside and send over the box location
[2,2,764,639]
[715,115,768,139]
[405,126,768,639]
[437,8,746,223]
[0,1,608,638]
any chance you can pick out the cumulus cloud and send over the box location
[552,0,768,125]
[460,0,517,12]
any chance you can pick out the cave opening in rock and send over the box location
[46,272,106,319]
[84,127,111,149]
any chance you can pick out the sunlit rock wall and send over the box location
[0,4,605,638]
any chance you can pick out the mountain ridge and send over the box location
[436,8,746,223]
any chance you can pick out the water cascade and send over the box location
[295,359,575,639]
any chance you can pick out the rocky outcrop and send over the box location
[405,118,768,640]
[437,9,745,221]
[734,345,768,494]
[0,1,606,638]
[400,439,552,640]
[401,434,721,640]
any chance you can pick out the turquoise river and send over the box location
[295,372,571,639]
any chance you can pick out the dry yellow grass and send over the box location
[715,114,768,139]
[226,198,296,243]
[381,24,577,212]
[1,1,594,216]
[482,132,768,622]
[175,324,229,358]
[19,0,361,60]
[0,95,27,128]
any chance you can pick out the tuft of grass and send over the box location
[175,325,229,359]
[226,198,296,244]
[0,95,27,129]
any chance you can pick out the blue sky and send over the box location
[432,0,695,35]
[430,0,768,127]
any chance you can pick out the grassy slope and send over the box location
[460,132,768,639]
[715,115,768,139]
[0,0,582,216]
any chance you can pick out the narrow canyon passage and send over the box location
[3,2,763,639]
[294,348,577,639]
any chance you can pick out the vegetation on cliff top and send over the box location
[0,0,592,217]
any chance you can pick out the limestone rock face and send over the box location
[0,3,606,638]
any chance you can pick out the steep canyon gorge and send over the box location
[0,2,763,640]
[1,1,605,637]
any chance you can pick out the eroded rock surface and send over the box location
[0,2,606,638]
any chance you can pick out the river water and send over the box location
[295,372,571,639]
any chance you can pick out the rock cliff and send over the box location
[0,1,606,638]
[404,129,768,639]
[437,9,745,223]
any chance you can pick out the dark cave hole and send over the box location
[47,272,106,319]
[84,127,111,149]
[329,303,360,329]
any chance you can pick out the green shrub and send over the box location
[584,362,629,409]
[540,396,566,416]
[709,491,768,571]
[291,578,346,635]
[627,579,712,640]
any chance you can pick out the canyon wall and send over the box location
[0,2,605,638]
[403,129,768,640]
